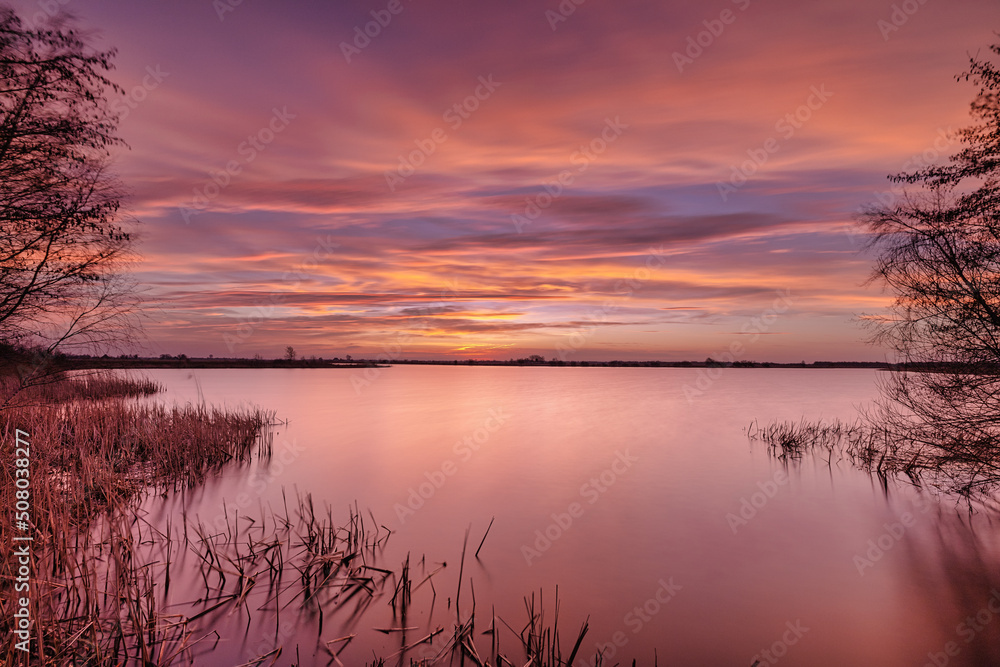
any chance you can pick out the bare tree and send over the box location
[0,7,138,357]
[284,345,296,361]
[859,42,1000,494]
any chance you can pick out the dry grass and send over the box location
[0,371,275,664]
[746,418,871,461]
[746,416,997,497]
[1,369,162,409]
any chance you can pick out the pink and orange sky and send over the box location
[9,0,997,361]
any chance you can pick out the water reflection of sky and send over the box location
[133,367,1000,665]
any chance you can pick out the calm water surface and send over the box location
[136,367,1000,666]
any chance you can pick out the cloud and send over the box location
[40,0,991,360]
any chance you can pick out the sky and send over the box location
[7,0,998,361]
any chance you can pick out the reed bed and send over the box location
[1,369,163,408]
[746,418,871,461]
[0,371,275,664]
[746,416,999,498]
[4,399,274,517]
[747,417,901,471]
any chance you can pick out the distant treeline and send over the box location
[53,353,895,370]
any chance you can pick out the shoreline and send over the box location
[57,357,893,371]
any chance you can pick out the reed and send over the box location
[746,417,869,461]
[746,415,998,497]
[1,369,162,408]
[0,370,274,664]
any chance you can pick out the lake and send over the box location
[134,366,1000,666]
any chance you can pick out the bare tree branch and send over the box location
[859,40,1000,495]
[0,7,139,355]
